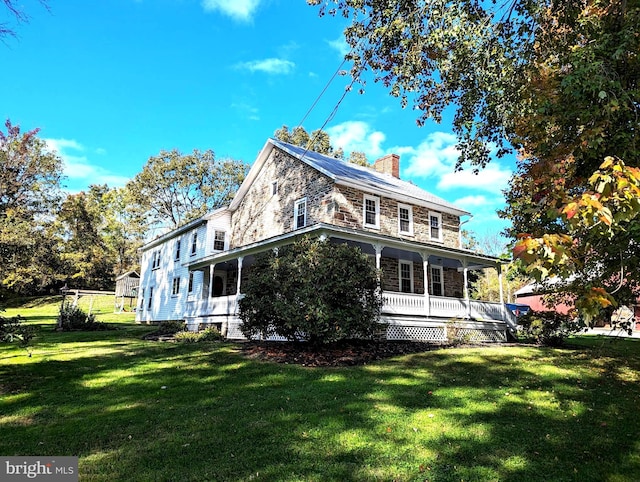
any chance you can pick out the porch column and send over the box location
[497,263,507,321]
[422,252,431,317]
[208,264,216,297]
[463,261,471,318]
[236,256,244,295]
[373,243,383,289]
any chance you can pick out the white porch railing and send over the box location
[184,291,514,326]
[184,294,241,318]
[382,291,509,322]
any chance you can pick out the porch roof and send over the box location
[185,223,502,271]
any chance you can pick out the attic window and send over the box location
[294,198,307,229]
[363,194,380,229]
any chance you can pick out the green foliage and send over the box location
[173,327,222,343]
[239,237,383,344]
[0,119,64,294]
[125,148,249,230]
[156,320,186,335]
[0,312,35,346]
[517,310,585,347]
[57,302,110,331]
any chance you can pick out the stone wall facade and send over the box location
[380,256,463,296]
[230,150,334,247]
[331,186,460,249]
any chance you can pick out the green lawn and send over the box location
[2,299,640,481]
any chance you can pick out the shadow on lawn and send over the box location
[1,334,639,481]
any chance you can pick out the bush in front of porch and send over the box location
[238,237,383,344]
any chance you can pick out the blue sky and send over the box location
[0,0,514,237]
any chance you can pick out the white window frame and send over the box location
[138,288,145,310]
[430,266,444,297]
[188,272,194,293]
[363,194,380,229]
[398,203,413,235]
[399,260,414,293]
[171,277,181,296]
[147,286,154,309]
[294,198,307,230]
[174,240,181,261]
[152,250,161,270]
[190,231,198,256]
[429,211,443,242]
[213,230,226,251]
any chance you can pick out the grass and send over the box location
[1,299,640,481]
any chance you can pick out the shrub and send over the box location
[239,237,383,345]
[57,302,110,331]
[517,309,585,346]
[157,320,186,335]
[0,313,36,346]
[174,326,223,343]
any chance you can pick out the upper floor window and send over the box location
[151,250,161,270]
[191,231,198,256]
[363,194,380,229]
[271,180,278,196]
[429,212,442,242]
[213,230,225,251]
[174,240,181,261]
[171,277,181,296]
[399,260,414,293]
[398,204,413,235]
[294,198,307,229]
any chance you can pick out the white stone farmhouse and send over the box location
[136,138,516,342]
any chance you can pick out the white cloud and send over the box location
[235,58,295,75]
[400,132,511,195]
[453,195,489,210]
[45,138,130,190]
[201,0,261,21]
[231,102,260,121]
[325,121,385,158]
[327,37,350,57]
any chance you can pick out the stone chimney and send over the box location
[373,154,400,179]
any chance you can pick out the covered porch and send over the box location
[184,223,516,342]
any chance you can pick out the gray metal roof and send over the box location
[271,139,469,215]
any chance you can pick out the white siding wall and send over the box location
[135,212,232,323]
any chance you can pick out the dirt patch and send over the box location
[240,339,447,367]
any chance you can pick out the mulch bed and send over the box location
[240,339,447,367]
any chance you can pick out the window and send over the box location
[191,231,198,256]
[294,198,307,229]
[171,277,180,296]
[431,266,443,297]
[271,180,278,196]
[399,261,414,293]
[429,212,442,241]
[151,250,161,270]
[139,288,144,310]
[363,194,380,229]
[175,240,181,261]
[213,230,225,251]
[147,286,153,309]
[398,204,413,235]
[188,272,194,293]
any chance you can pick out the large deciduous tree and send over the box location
[1,0,48,39]
[311,0,640,324]
[0,119,64,294]
[126,149,248,232]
